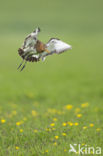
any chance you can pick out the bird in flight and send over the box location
[18,27,72,71]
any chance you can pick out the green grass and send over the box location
[0,0,103,155]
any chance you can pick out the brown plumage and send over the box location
[18,40,49,62]
[35,40,46,53]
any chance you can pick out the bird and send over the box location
[18,27,72,71]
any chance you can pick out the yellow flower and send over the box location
[62,122,67,126]
[52,128,56,131]
[83,126,87,129]
[64,149,67,152]
[19,129,23,133]
[77,114,82,118]
[23,117,27,121]
[68,122,73,126]
[34,129,38,133]
[1,119,6,123]
[53,142,57,146]
[57,110,64,115]
[16,146,19,150]
[89,124,94,127]
[81,102,89,108]
[53,118,57,122]
[50,123,55,127]
[82,143,85,146]
[55,136,59,139]
[75,108,81,114]
[96,128,101,132]
[64,104,73,110]
[45,150,48,153]
[62,133,66,136]
[48,109,57,114]
[16,122,21,126]
[32,110,38,117]
[46,128,51,132]
[74,122,79,126]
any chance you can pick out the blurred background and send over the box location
[0,0,103,106]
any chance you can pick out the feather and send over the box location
[39,38,72,60]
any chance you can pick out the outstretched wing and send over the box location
[47,38,72,54]
[40,38,72,61]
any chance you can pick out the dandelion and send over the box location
[55,136,59,139]
[77,114,82,118]
[23,117,27,121]
[75,108,81,114]
[52,128,56,131]
[16,146,19,150]
[53,142,57,146]
[16,122,21,126]
[68,122,73,126]
[81,102,89,108]
[34,129,38,133]
[32,110,38,117]
[62,133,66,136]
[19,129,23,133]
[45,150,48,153]
[64,149,67,152]
[53,118,57,122]
[57,110,64,115]
[82,143,85,146]
[96,128,101,132]
[48,108,57,114]
[62,122,67,126]
[64,104,73,110]
[89,124,94,127]
[46,128,51,132]
[83,126,87,129]
[74,122,79,126]
[1,119,6,123]
[50,123,55,127]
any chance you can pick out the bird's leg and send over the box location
[45,49,50,53]
[20,61,27,72]
[17,59,24,70]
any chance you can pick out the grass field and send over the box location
[0,0,103,155]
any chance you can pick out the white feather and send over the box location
[46,38,72,54]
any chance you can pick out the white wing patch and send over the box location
[39,38,72,61]
[46,38,72,54]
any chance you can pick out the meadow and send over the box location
[0,0,103,155]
